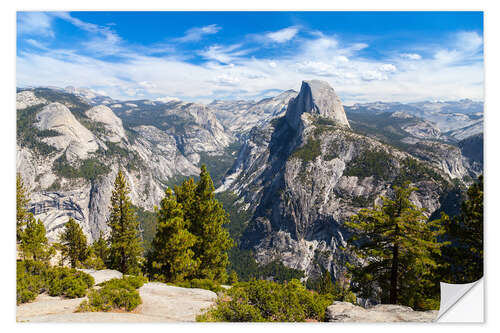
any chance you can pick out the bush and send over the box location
[78,276,144,312]
[16,260,50,304]
[47,267,95,298]
[175,278,224,293]
[16,261,94,304]
[197,279,333,322]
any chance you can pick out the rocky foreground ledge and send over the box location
[326,301,438,323]
[17,269,217,322]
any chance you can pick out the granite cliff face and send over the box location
[219,80,464,280]
[16,88,230,243]
[16,82,482,280]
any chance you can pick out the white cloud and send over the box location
[379,64,397,72]
[198,44,250,64]
[175,24,221,43]
[17,12,54,37]
[17,26,484,104]
[24,39,48,50]
[265,26,299,43]
[400,53,422,60]
[454,31,483,52]
[155,96,180,103]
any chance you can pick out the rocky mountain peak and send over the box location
[285,80,350,130]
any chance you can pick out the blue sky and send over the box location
[16,11,484,104]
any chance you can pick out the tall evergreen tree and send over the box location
[147,188,199,282]
[16,173,30,242]
[20,215,50,261]
[345,182,446,309]
[441,175,483,283]
[107,170,143,274]
[189,165,233,281]
[59,217,88,268]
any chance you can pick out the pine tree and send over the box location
[20,215,51,261]
[107,170,143,274]
[147,188,199,282]
[17,173,30,242]
[345,181,446,309]
[188,165,233,281]
[91,231,109,265]
[441,175,483,283]
[59,218,88,268]
[317,270,335,295]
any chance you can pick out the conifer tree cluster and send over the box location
[345,181,447,309]
[147,165,233,283]
[17,173,52,262]
[440,175,483,283]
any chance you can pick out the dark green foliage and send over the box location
[290,138,321,163]
[175,278,224,293]
[16,260,50,304]
[16,261,94,304]
[19,215,52,262]
[394,157,446,187]
[53,154,111,181]
[306,269,357,304]
[47,267,94,298]
[90,231,109,265]
[59,218,89,268]
[146,188,199,282]
[17,173,30,242]
[344,150,394,180]
[77,277,143,312]
[197,279,333,322]
[17,104,58,155]
[440,175,483,283]
[199,141,242,187]
[345,182,447,310]
[107,170,143,274]
[146,166,233,283]
[227,248,305,283]
[227,248,260,282]
[215,191,251,242]
[100,142,143,172]
[133,205,157,252]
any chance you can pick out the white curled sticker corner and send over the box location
[436,278,484,322]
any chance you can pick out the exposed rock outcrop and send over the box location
[220,80,454,280]
[325,302,438,322]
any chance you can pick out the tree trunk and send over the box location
[390,242,399,304]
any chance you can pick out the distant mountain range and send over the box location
[16,82,483,279]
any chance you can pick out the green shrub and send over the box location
[16,260,50,304]
[78,276,144,312]
[16,261,94,304]
[122,275,148,289]
[175,278,224,293]
[47,267,94,298]
[197,279,333,322]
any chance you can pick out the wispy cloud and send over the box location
[265,26,299,43]
[16,13,484,104]
[175,24,221,43]
[400,53,422,60]
[17,12,54,37]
